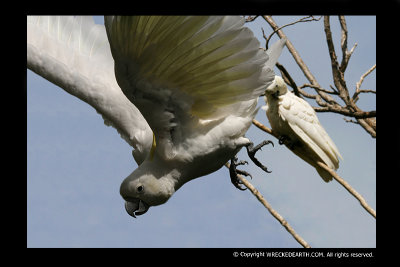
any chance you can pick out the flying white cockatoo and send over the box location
[27,16,286,218]
[263,76,343,182]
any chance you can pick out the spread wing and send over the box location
[27,16,153,164]
[105,16,282,159]
[279,92,343,170]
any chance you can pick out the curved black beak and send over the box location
[124,197,149,218]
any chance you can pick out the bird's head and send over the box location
[120,165,176,218]
[264,76,288,100]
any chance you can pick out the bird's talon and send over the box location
[237,169,253,179]
[278,135,290,145]
[229,157,254,190]
[246,140,273,173]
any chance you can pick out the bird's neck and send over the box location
[141,156,184,192]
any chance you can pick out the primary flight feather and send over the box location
[264,76,343,182]
[27,16,153,165]
[27,16,286,218]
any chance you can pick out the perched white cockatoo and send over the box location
[263,76,343,182]
[27,16,286,218]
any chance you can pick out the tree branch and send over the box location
[313,106,376,119]
[264,16,321,49]
[316,161,376,218]
[353,64,377,103]
[225,162,311,248]
[244,15,258,23]
[300,83,339,95]
[252,119,376,219]
[339,16,357,73]
[276,62,301,97]
[324,16,350,103]
[356,118,376,138]
[262,15,375,137]
[263,15,335,104]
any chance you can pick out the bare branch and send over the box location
[244,15,258,23]
[275,62,301,97]
[339,16,350,72]
[343,117,359,124]
[324,16,350,102]
[353,64,377,102]
[339,16,348,65]
[359,89,376,94]
[263,16,335,104]
[264,16,321,49]
[225,162,311,248]
[263,16,319,86]
[263,15,375,137]
[300,83,339,95]
[313,106,376,119]
[252,119,376,219]
[338,16,358,73]
[329,85,340,94]
[316,161,376,218]
[357,118,376,138]
[253,119,274,135]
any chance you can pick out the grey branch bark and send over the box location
[252,119,376,219]
[225,162,311,248]
[260,15,376,138]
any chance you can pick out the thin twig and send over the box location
[252,119,376,219]
[343,118,359,124]
[339,15,348,72]
[300,83,339,95]
[263,16,318,85]
[323,16,376,138]
[313,107,376,119]
[356,118,376,138]
[252,119,273,135]
[339,16,357,73]
[225,163,311,248]
[353,64,377,102]
[316,161,376,219]
[276,62,301,97]
[244,15,258,23]
[263,15,335,104]
[264,16,322,49]
[359,89,376,94]
[338,16,358,73]
[324,16,349,101]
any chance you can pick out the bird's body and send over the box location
[264,76,342,182]
[27,16,286,217]
[105,16,286,215]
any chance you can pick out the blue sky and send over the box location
[27,16,376,248]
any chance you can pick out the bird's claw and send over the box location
[229,156,252,191]
[278,135,290,145]
[246,140,273,173]
[278,135,296,149]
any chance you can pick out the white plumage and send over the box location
[27,16,153,164]
[27,16,286,217]
[264,76,343,182]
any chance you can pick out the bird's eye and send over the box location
[137,185,144,193]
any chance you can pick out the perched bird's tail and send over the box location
[316,166,333,183]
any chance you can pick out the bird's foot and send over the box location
[229,156,252,191]
[246,140,273,173]
[278,135,295,149]
[278,135,289,145]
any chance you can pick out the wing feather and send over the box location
[27,16,153,164]
[105,16,275,118]
[105,16,285,159]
